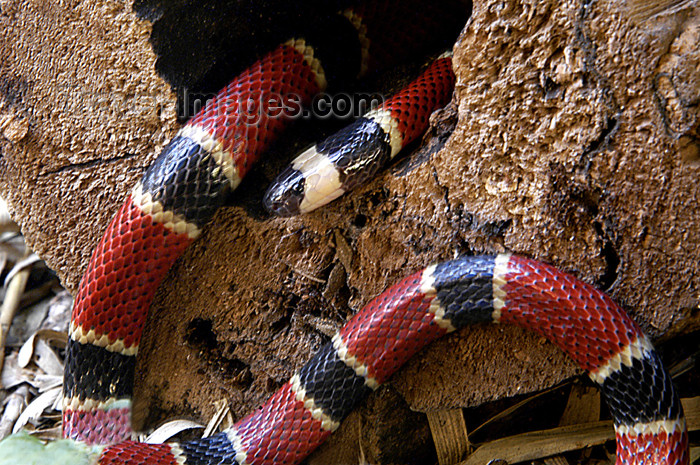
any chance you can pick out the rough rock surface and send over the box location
[1,0,699,463]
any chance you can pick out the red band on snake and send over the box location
[56,2,688,465]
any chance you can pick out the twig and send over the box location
[0,250,32,374]
[461,397,699,465]
[427,409,471,464]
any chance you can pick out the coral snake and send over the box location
[3,1,691,464]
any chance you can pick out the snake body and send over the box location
[64,253,689,464]
[50,1,692,464]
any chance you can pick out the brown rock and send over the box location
[1,0,698,462]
